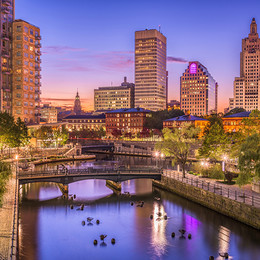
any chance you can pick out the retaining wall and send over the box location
[153,176,260,230]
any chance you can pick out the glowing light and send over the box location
[189,63,197,74]
[15,155,19,160]
[155,152,159,157]
[160,153,164,158]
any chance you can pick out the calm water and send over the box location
[19,156,260,260]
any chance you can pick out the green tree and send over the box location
[145,109,184,130]
[199,122,229,161]
[203,114,223,135]
[156,125,200,178]
[53,126,68,147]
[237,133,260,187]
[34,126,53,147]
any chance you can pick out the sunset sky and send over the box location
[16,0,260,111]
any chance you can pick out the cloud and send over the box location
[167,56,188,63]
[42,45,87,54]
[41,97,91,102]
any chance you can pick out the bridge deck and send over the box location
[18,168,162,184]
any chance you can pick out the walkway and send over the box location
[0,169,18,260]
[163,170,260,208]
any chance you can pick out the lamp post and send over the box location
[154,151,159,168]
[222,155,227,172]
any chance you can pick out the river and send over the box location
[19,155,260,260]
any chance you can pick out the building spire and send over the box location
[250,18,258,36]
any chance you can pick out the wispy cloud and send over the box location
[42,45,87,54]
[167,56,188,63]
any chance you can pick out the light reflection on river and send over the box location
[19,157,260,260]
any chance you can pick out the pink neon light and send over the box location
[189,63,197,74]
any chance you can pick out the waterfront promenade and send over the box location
[163,170,260,208]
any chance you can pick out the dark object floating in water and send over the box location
[81,221,85,226]
[100,234,107,241]
[188,234,192,239]
[171,232,175,238]
[111,238,116,244]
[150,215,153,219]
[164,215,167,220]
[93,240,98,245]
[96,219,100,225]
[219,252,229,259]
[209,256,214,260]
[73,194,76,199]
[87,217,94,222]
[157,212,162,217]
[70,205,73,210]
[130,202,134,206]
[179,229,186,235]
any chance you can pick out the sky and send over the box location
[16,0,260,112]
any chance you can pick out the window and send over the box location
[16,93,21,98]
[24,36,28,41]
[24,94,28,98]
[30,29,33,35]
[24,44,28,50]
[16,85,21,89]
[16,52,21,56]
[29,46,33,51]
[16,35,21,40]
[30,54,33,59]
[24,26,28,33]
[16,60,22,65]
[30,62,33,67]
[24,86,28,90]
[30,38,33,43]
[24,53,28,58]
[16,26,22,32]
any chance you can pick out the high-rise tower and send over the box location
[180,61,218,116]
[135,29,167,111]
[12,19,41,124]
[229,18,260,111]
[0,0,15,113]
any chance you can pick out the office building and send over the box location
[94,77,134,111]
[40,104,58,124]
[0,0,15,113]
[180,61,218,116]
[135,29,167,111]
[229,18,260,111]
[12,19,41,124]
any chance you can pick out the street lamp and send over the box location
[222,155,228,172]
[154,152,159,167]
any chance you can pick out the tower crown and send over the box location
[249,18,258,37]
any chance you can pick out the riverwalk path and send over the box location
[0,168,18,260]
[163,169,260,208]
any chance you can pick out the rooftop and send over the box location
[164,115,208,122]
[63,114,105,120]
[105,108,151,114]
[223,111,251,118]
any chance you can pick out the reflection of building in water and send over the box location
[134,179,152,194]
[151,203,167,257]
[218,226,231,258]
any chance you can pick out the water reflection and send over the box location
[19,158,260,260]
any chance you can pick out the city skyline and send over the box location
[16,0,260,112]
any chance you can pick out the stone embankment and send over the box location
[0,168,18,259]
[153,175,260,230]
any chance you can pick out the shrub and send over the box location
[209,164,224,180]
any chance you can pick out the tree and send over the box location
[34,126,53,147]
[199,122,230,161]
[237,133,260,187]
[156,125,200,178]
[203,114,223,135]
[111,129,122,139]
[145,109,184,130]
[53,126,68,147]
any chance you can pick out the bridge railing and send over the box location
[18,167,162,178]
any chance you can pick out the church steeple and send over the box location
[249,18,258,37]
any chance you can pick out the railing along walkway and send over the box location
[164,170,260,208]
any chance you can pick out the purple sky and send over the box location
[16,0,260,111]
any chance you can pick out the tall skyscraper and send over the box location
[0,0,15,113]
[12,19,41,124]
[229,18,260,111]
[94,77,134,111]
[135,29,167,111]
[180,61,218,116]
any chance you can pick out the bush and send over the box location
[209,164,224,180]
[0,161,12,205]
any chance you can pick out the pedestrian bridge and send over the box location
[18,167,162,185]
